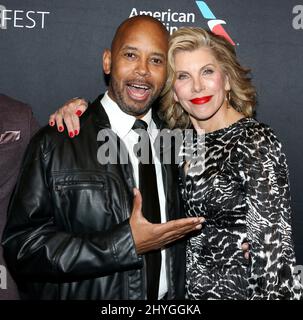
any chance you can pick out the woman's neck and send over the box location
[190,105,245,133]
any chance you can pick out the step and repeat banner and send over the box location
[1,0,303,264]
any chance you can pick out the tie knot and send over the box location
[132,119,148,131]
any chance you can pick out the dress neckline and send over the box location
[202,117,255,138]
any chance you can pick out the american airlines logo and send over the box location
[129,7,196,34]
[196,1,236,45]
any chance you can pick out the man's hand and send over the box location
[49,97,88,137]
[241,242,250,260]
[130,188,204,254]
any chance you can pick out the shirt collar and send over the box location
[101,91,153,138]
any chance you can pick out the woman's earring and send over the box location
[226,91,231,104]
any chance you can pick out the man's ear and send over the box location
[103,49,111,75]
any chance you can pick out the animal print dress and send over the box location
[179,117,302,300]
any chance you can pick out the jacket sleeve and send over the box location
[243,127,302,299]
[1,131,142,282]
[29,112,40,137]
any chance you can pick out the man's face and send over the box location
[103,20,168,117]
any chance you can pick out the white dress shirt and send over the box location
[101,92,168,299]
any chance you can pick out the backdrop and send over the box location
[0,0,302,264]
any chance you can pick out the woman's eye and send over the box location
[202,68,214,75]
[177,74,188,80]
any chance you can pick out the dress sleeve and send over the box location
[242,125,302,299]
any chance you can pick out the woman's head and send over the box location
[161,27,256,129]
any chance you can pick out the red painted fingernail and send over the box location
[74,130,78,136]
[49,121,54,126]
[69,131,74,138]
[76,110,82,117]
[59,126,64,132]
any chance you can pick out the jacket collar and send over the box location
[88,94,111,129]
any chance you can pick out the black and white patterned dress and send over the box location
[179,117,302,300]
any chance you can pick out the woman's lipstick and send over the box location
[190,95,213,105]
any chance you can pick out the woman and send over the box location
[160,27,302,300]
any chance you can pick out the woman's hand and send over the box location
[49,97,88,137]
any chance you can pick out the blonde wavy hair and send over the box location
[160,27,257,129]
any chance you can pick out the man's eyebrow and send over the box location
[121,46,166,59]
[121,46,138,51]
[151,52,166,59]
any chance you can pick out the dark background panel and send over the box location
[0,0,302,264]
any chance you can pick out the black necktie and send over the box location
[132,119,162,300]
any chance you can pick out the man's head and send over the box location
[103,16,169,117]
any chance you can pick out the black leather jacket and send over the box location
[2,95,186,300]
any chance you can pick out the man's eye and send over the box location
[124,52,136,59]
[151,58,163,65]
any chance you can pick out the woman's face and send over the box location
[173,47,230,128]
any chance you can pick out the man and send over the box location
[2,16,204,300]
[0,94,39,299]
